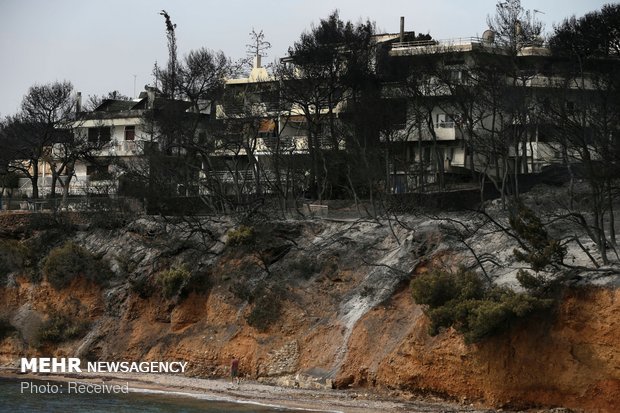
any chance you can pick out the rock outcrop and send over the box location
[0,214,618,412]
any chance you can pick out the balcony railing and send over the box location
[256,134,344,153]
[204,170,256,183]
[391,37,484,50]
[380,123,460,142]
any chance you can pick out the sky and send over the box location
[0,0,612,116]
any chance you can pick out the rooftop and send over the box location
[389,37,550,57]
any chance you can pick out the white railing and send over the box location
[206,170,255,183]
[392,37,484,50]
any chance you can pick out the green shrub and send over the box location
[509,204,566,272]
[411,268,553,344]
[156,266,191,299]
[36,313,89,345]
[411,269,485,307]
[226,225,254,247]
[0,240,29,284]
[42,242,110,289]
[509,203,568,295]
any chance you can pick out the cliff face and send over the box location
[0,215,618,412]
[340,285,620,412]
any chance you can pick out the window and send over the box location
[88,127,111,144]
[86,164,110,180]
[423,147,431,163]
[124,125,135,141]
[448,70,463,82]
[436,113,456,128]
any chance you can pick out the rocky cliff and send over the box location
[0,213,618,412]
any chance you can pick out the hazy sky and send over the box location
[0,0,611,116]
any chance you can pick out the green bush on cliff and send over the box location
[36,313,90,345]
[225,225,254,247]
[42,241,111,289]
[411,268,553,344]
[0,240,30,283]
[509,203,569,297]
[157,265,191,299]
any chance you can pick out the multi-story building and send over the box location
[16,86,208,202]
[13,19,612,205]
[377,28,560,192]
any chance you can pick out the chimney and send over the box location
[76,92,82,113]
[254,54,262,69]
[400,16,404,42]
[147,87,156,109]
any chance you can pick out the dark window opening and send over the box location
[124,125,135,141]
[88,127,111,144]
[423,147,431,163]
[86,164,110,180]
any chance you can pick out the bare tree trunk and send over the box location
[417,122,424,191]
[479,165,488,205]
[30,162,39,200]
[50,173,58,208]
[595,204,609,265]
[608,180,616,245]
[426,111,445,191]
[61,176,72,209]
[513,143,519,201]
[501,157,508,210]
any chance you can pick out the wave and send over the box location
[129,386,345,413]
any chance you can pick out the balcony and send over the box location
[256,135,344,154]
[92,140,143,157]
[390,37,489,56]
[381,120,464,143]
[207,170,255,183]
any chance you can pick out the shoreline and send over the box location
[0,367,488,413]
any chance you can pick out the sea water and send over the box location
[0,378,321,413]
